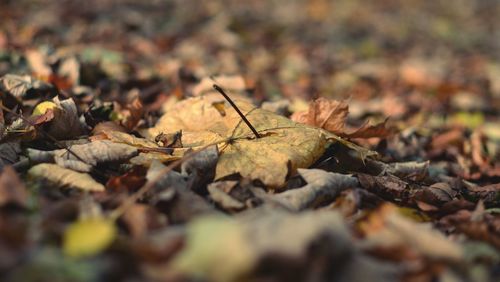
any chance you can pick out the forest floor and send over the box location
[0,1,499,281]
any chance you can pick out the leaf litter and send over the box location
[0,1,499,282]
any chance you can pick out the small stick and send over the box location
[213,84,261,139]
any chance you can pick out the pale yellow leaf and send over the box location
[63,217,117,258]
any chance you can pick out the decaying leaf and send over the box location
[28,163,105,192]
[144,93,330,188]
[0,142,21,169]
[359,204,463,261]
[41,97,86,140]
[170,210,396,282]
[0,74,52,102]
[170,216,253,282]
[63,216,117,258]
[291,97,349,134]
[145,161,218,223]
[207,181,246,211]
[0,166,28,208]
[341,118,396,139]
[292,97,396,139]
[96,130,159,149]
[273,168,359,211]
[28,140,138,172]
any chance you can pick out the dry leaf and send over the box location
[0,74,52,101]
[44,97,86,139]
[291,97,349,134]
[144,93,329,188]
[98,130,159,149]
[28,140,138,172]
[28,163,105,192]
[0,166,28,208]
[359,204,463,261]
[341,118,396,139]
[170,210,396,282]
[273,168,359,211]
[207,181,245,211]
[0,142,21,169]
[63,216,117,258]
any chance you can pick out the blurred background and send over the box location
[1,0,499,113]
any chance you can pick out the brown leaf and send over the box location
[341,118,396,139]
[28,140,138,172]
[208,181,246,211]
[465,183,500,206]
[121,204,167,238]
[0,142,21,169]
[291,97,349,134]
[273,168,359,211]
[114,97,143,131]
[106,166,147,192]
[414,182,456,208]
[359,204,463,261]
[357,173,412,204]
[0,166,28,208]
[28,163,105,192]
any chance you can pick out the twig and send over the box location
[213,84,261,139]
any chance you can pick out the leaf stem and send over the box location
[213,84,261,139]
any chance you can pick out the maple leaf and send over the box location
[143,93,329,188]
[292,97,396,139]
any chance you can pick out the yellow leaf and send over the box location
[32,101,59,116]
[63,217,117,258]
[170,216,254,282]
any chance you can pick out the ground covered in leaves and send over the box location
[1,1,499,281]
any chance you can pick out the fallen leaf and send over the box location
[145,161,218,223]
[414,182,456,208]
[357,173,413,204]
[112,97,143,130]
[0,166,28,208]
[359,204,463,261]
[0,74,52,102]
[28,140,138,172]
[170,216,254,282]
[97,130,159,149]
[63,216,117,258]
[42,97,86,140]
[291,97,349,134]
[144,93,330,188]
[465,183,500,206]
[341,118,396,139]
[121,204,167,238]
[273,168,359,211]
[0,142,21,169]
[170,210,396,282]
[207,181,246,211]
[28,163,105,192]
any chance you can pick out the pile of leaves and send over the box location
[0,0,499,281]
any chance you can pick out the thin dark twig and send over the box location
[213,84,261,139]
